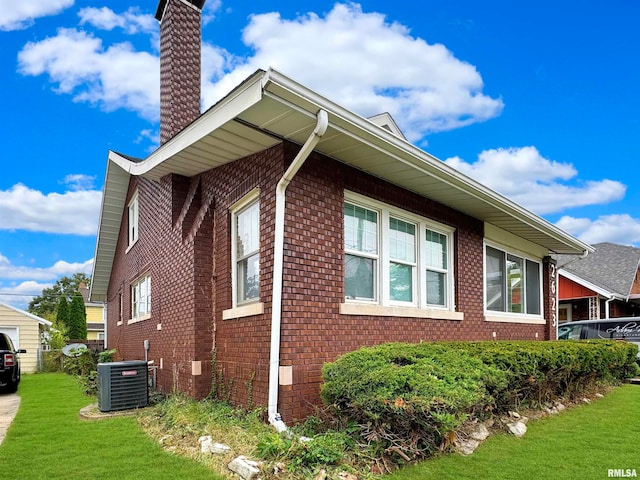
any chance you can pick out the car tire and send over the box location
[5,381,18,394]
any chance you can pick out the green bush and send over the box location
[445,340,639,408]
[321,343,508,459]
[256,430,353,474]
[321,340,639,463]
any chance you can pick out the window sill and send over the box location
[125,238,138,254]
[223,302,264,320]
[484,314,546,325]
[117,321,123,326]
[127,314,151,325]
[340,303,463,320]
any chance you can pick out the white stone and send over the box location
[595,393,604,398]
[507,421,527,437]
[582,398,591,404]
[508,410,521,419]
[198,435,213,453]
[209,442,232,454]
[228,456,261,480]
[470,424,490,442]
[555,403,566,412]
[456,437,480,456]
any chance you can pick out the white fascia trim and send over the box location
[262,68,592,256]
[113,71,266,178]
[558,269,622,300]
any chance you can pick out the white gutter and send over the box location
[268,108,329,425]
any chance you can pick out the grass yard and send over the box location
[388,384,640,480]
[0,373,221,480]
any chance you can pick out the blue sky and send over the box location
[1,0,639,309]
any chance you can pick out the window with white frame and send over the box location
[344,193,455,309]
[232,193,260,305]
[131,274,151,320]
[485,245,541,315]
[128,192,139,246]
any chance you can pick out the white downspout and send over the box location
[268,109,329,426]
[605,296,614,319]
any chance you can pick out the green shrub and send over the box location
[445,340,639,407]
[321,343,508,460]
[320,340,639,463]
[256,430,353,474]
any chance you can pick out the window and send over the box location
[131,274,151,320]
[344,194,455,310]
[128,192,139,246]
[232,192,260,305]
[485,245,541,315]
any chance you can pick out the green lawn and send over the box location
[388,384,640,480]
[0,373,221,480]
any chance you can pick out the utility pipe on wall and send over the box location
[268,109,329,425]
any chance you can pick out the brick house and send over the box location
[555,242,640,322]
[90,0,591,423]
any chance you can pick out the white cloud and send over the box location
[17,3,501,141]
[0,252,92,281]
[18,28,160,120]
[556,214,640,246]
[202,3,503,141]
[0,281,53,310]
[61,174,96,191]
[0,0,73,31]
[0,254,93,308]
[78,6,156,34]
[0,183,101,235]
[445,146,626,215]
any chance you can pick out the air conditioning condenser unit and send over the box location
[98,360,148,412]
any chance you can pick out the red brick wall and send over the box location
[276,146,551,421]
[107,140,555,421]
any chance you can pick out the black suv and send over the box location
[0,333,26,393]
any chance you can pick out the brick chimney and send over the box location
[155,0,206,144]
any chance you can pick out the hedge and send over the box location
[320,340,638,460]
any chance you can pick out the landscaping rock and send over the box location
[228,455,261,480]
[470,423,490,442]
[198,435,231,455]
[456,437,480,456]
[507,421,527,437]
[508,410,521,419]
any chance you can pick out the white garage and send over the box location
[0,303,52,373]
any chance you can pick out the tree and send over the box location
[56,296,70,332]
[28,273,91,318]
[69,295,88,340]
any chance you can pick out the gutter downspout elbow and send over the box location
[268,109,328,426]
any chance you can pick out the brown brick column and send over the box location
[543,255,558,340]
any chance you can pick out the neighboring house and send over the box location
[79,283,105,342]
[0,303,52,373]
[89,0,591,422]
[554,242,640,322]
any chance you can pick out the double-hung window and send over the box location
[344,203,378,301]
[128,192,139,246]
[131,274,151,320]
[344,193,455,311]
[485,245,541,315]
[232,191,260,306]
